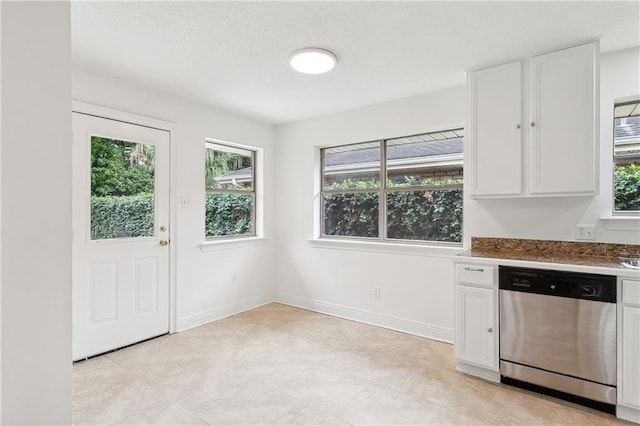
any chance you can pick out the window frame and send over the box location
[319,129,464,246]
[204,140,257,240]
[612,99,640,217]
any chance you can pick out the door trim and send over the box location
[72,100,178,333]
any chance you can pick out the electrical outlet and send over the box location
[576,225,596,241]
[231,272,237,283]
[373,288,381,299]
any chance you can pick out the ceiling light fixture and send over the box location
[289,48,337,75]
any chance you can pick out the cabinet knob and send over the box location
[487,327,493,333]
[516,124,521,129]
[531,122,536,127]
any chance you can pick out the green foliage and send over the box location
[323,177,463,243]
[91,137,155,197]
[324,192,380,238]
[90,192,255,240]
[386,189,462,242]
[205,148,252,189]
[614,163,640,211]
[91,194,154,240]
[205,193,253,237]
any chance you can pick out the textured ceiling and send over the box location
[71,1,640,125]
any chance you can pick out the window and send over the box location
[205,141,256,238]
[321,129,463,244]
[90,137,155,240]
[613,101,640,215]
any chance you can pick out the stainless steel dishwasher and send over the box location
[499,266,617,413]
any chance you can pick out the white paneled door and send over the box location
[72,113,170,360]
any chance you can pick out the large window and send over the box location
[205,141,256,238]
[321,129,463,244]
[613,101,640,215]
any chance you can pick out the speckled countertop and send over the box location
[457,237,640,270]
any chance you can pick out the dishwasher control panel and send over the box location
[499,266,616,302]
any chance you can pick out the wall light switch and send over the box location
[181,198,192,209]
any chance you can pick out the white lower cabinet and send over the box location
[619,278,640,423]
[454,263,499,382]
[621,306,640,409]
[455,285,496,368]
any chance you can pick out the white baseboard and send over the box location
[456,362,501,383]
[617,405,640,424]
[275,293,453,344]
[176,294,274,332]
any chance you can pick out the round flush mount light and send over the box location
[289,48,337,74]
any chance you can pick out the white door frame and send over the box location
[72,100,178,333]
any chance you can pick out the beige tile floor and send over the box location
[73,303,630,425]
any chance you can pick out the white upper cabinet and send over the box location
[468,42,598,198]
[468,61,522,196]
[530,43,598,195]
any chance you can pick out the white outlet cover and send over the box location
[576,225,596,241]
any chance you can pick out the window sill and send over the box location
[308,238,463,257]
[600,217,640,232]
[200,237,268,252]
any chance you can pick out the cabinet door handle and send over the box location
[464,267,485,272]
[488,328,493,333]
[516,124,521,129]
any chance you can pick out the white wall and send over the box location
[72,68,277,330]
[465,47,640,246]
[1,2,72,424]
[274,87,466,343]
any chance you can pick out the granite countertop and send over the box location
[457,237,640,271]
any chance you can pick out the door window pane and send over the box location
[90,137,155,240]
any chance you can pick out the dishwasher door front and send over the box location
[499,289,616,386]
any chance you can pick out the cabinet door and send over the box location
[468,61,522,197]
[530,42,597,195]
[622,306,640,409]
[455,285,496,369]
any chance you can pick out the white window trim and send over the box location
[612,96,640,217]
[599,216,640,232]
[200,237,269,252]
[202,138,264,244]
[308,238,463,257]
